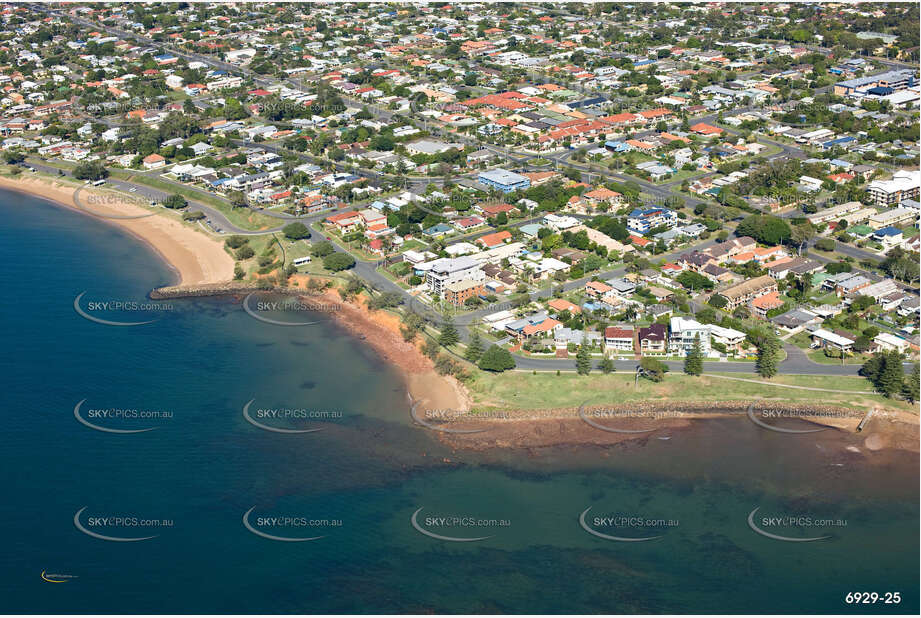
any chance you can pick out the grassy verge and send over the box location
[107,170,278,230]
[806,349,869,365]
[464,371,916,413]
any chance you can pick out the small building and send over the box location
[872,332,909,354]
[811,328,855,353]
[142,153,166,169]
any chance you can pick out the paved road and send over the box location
[512,354,868,376]
[36,159,871,378]
[25,160,294,236]
[28,6,912,382]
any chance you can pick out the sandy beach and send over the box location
[0,174,234,286]
[0,171,463,413]
[5,173,914,457]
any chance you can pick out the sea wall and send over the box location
[150,282,330,300]
[447,400,868,422]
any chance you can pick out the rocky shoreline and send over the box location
[424,399,919,455]
[444,399,868,422]
[154,283,918,456]
[150,280,473,413]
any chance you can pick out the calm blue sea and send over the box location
[0,188,917,614]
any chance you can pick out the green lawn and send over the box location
[653,168,699,185]
[465,371,916,413]
[806,349,870,365]
[107,169,278,231]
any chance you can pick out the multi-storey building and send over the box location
[627,207,678,235]
[668,316,712,357]
[604,326,635,353]
[866,170,921,206]
[444,279,485,306]
[638,324,668,355]
[478,169,531,193]
[717,275,778,310]
[424,256,485,298]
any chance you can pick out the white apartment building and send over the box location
[668,316,712,357]
[543,213,581,231]
[423,256,485,298]
[806,201,863,225]
[206,76,244,91]
[867,170,921,206]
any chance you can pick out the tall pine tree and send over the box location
[684,334,704,376]
[878,350,905,398]
[903,363,920,403]
[599,357,615,374]
[755,335,780,379]
[576,338,592,375]
[438,318,459,348]
[465,330,484,363]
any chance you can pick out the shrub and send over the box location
[477,345,515,372]
[163,193,188,209]
[282,222,311,240]
[322,252,356,271]
[814,238,835,252]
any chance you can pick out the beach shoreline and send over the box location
[0,172,466,412]
[0,174,234,287]
[285,279,474,413]
[5,172,916,456]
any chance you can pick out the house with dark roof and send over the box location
[638,323,668,355]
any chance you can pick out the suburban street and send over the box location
[19,4,918,381]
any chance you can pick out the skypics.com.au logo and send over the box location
[242,398,343,434]
[73,291,172,326]
[747,507,845,543]
[41,570,78,583]
[73,507,173,542]
[242,506,341,542]
[242,292,340,327]
[74,399,173,434]
[746,403,853,435]
[410,507,510,543]
[577,402,682,435]
[72,185,155,220]
[579,506,678,542]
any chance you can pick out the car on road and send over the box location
[128,187,137,192]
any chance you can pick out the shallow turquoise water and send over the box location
[0,188,917,614]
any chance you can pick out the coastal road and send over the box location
[512,354,869,376]
[23,160,290,236]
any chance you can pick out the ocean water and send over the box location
[0,188,917,614]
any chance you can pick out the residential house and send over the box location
[638,323,668,355]
[604,326,635,354]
